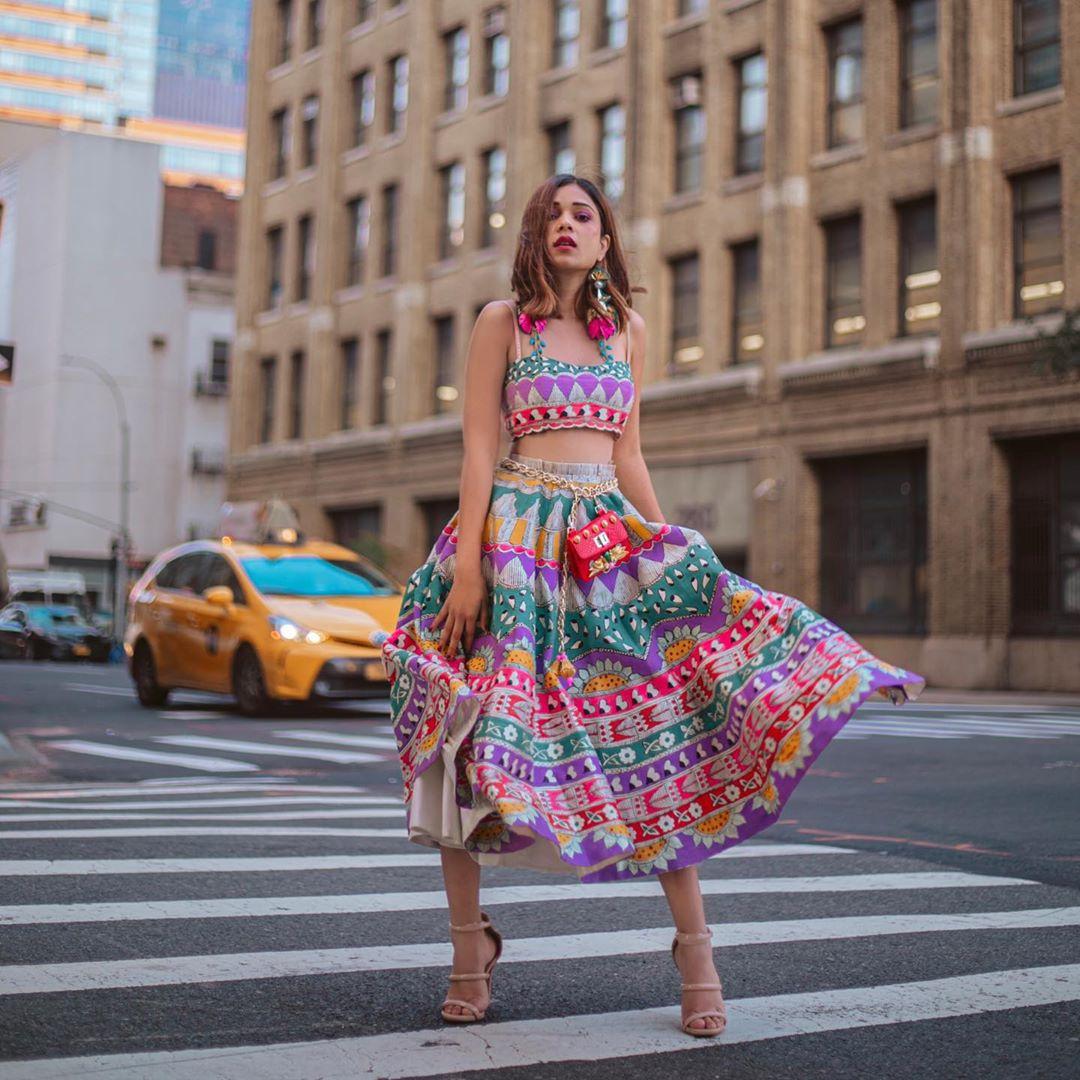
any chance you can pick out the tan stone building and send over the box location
[229,0,1079,691]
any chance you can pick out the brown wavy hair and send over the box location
[510,171,646,335]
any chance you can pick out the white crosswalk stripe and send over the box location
[840,704,1080,740]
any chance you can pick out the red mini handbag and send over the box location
[567,509,633,580]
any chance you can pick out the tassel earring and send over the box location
[586,263,617,340]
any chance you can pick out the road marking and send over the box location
[0,844,856,877]
[156,710,233,721]
[0,795,400,810]
[273,729,398,750]
[845,719,1078,739]
[0,785,375,802]
[0,909,1070,995]
[154,735,385,764]
[62,683,135,698]
[0,809,405,823]
[42,740,259,772]
[5,964,1072,1079]
[0,825,411,839]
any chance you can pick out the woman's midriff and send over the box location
[511,429,617,464]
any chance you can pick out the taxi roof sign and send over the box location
[218,499,305,545]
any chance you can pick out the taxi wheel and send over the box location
[133,642,169,708]
[233,646,276,717]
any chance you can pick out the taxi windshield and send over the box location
[240,555,395,598]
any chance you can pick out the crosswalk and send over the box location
[838,702,1080,740]
[0,773,1077,1075]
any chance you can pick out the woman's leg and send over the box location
[440,845,498,1018]
[658,864,725,1032]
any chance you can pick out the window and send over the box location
[599,0,628,50]
[288,350,305,439]
[202,556,246,605]
[598,102,626,203]
[677,0,706,14]
[1009,435,1080,635]
[824,215,863,347]
[548,120,574,175]
[340,337,359,429]
[266,225,284,309]
[350,69,374,148]
[553,0,579,69]
[388,54,409,134]
[483,6,510,96]
[672,75,704,194]
[443,27,469,113]
[420,497,460,552]
[373,328,393,425]
[381,182,398,277]
[438,162,466,260]
[669,253,701,375]
[735,53,767,175]
[433,315,457,414]
[481,146,507,248]
[899,0,938,128]
[210,339,230,387]
[196,229,217,271]
[296,213,314,301]
[1013,0,1060,96]
[327,505,383,559]
[731,239,763,363]
[819,450,927,635]
[345,195,369,286]
[306,0,323,50]
[1012,167,1063,317]
[277,0,294,65]
[898,197,940,336]
[259,357,276,443]
[300,95,318,168]
[357,0,376,24]
[270,106,290,179]
[826,18,863,148]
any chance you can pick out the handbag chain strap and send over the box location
[496,456,619,678]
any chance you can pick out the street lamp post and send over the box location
[61,354,131,644]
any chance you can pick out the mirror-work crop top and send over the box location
[500,299,636,440]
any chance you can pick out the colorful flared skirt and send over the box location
[378,453,925,883]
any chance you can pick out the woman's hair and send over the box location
[510,171,646,333]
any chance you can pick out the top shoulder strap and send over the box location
[499,299,521,362]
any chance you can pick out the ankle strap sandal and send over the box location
[671,927,727,1037]
[440,910,504,1024]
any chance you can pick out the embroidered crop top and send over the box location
[500,300,636,440]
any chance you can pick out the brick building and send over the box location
[229,0,1078,691]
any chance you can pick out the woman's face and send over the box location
[546,184,609,270]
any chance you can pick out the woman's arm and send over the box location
[612,309,665,522]
[432,302,510,656]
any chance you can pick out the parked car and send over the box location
[124,537,403,715]
[0,613,29,659]
[0,603,112,662]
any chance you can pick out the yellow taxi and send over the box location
[124,505,403,715]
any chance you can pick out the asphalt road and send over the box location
[0,660,1078,1078]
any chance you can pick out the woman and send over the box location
[379,174,924,1036]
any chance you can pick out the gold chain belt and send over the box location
[496,456,620,682]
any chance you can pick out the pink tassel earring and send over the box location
[518,311,547,335]
[586,263,618,340]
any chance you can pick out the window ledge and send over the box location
[996,85,1064,117]
[780,337,939,383]
[380,131,406,150]
[429,256,463,278]
[663,11,707,36]
[399,414,462,443]
[306,425,395,458]
[255,308,284,328]
[662,189,705,213]
[372,276,398,293]
[267,59,293,81]
[962,313,1065,356]
[588,44,624,67]
[435,107,466,129]
[345,20,375,41]
[884,122,939,149]
[334,284,365,304]
[286,301,312,319]
[810,143,866,170]
[295,166,317,185]
[540,64,576,86]
[642,364,762,406]
[723,0,764,12]
[300,47,323,66]
[262,177,289,197]
[476,92,508,113]
[722,172,763,196]
[341,145,370,166]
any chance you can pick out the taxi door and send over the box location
[138,552,205,686]
[182,553,245,692]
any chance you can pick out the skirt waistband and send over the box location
[502,452,616,482]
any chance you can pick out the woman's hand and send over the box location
[431,570,490,657]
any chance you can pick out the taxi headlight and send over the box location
[268,615,328,646]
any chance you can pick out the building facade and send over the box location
[229,0,1078,691]
[0,124,235,614]
[0,0,248,193]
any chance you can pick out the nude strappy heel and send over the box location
[440,910,503,1023]
[671,927,727,1037]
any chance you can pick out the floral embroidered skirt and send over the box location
[378,453,925,883]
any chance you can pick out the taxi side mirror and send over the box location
[203,585,234,608]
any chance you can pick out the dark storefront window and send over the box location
[327,505,383,565]
[1009,435,1080,635]
[421,497,461,553]
[819,449,928,635]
